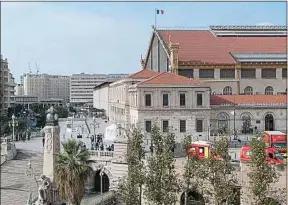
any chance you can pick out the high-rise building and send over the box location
[15,84,24,96]
[0,55,15,114]
[70,73,127,106]
[22,73,70,102]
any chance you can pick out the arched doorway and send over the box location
[94,170,110,193]
[265,114,274,131]
[241,113,252,134]
[180,191,205,205]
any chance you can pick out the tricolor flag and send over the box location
[156,9,164,14]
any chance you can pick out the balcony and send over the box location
[89,150,114,161]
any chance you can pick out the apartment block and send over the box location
[22,73,70,102]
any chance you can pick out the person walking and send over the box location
[42,137,45,147]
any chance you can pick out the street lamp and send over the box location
[230,110,237,140]
[90,117,100,142]
[9,114,18,142]
[100,169,104,205]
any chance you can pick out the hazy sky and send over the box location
[1,2,286,83]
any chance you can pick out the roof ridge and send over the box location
[138,72,165,84]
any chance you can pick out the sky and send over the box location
[1,2,287,83]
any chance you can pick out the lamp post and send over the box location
[100,169,104,205]
[9,114,18,142]
[230,109,237,140]
[90,117,100,142]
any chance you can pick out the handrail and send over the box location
[90,150,114,158]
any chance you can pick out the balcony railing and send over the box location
[89,150,114,159]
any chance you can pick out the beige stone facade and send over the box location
[0,56,15,114]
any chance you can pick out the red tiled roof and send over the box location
[138,72,200,85]
[211,95,287,105]
[128,69,159,79]
[158,30,287,64]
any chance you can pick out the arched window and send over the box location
[217,113,229,133]
[265,86,274,95]
[244,86,253,95]
[241,113,252,134]
[223,86,232,95]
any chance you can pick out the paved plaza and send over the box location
[0,118,111,205]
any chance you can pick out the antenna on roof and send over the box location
[28,62,32,74]
[35,62,40,75]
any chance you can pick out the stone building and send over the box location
[210,94,287,135]
[108,69,159,129]
[108,69,211,142]
[0,56,16,114]
[142,25,287,95]
[14,83,24,96]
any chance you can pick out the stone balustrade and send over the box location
[89,150,114,161]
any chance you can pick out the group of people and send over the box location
[14,132,31,142]
[90,134,114,151]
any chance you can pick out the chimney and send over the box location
[140,55,146,70]
[169,41,180,74]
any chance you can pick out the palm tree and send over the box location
[55,139,93,205]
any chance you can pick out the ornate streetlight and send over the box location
[9,114,18,142]
[90,117,100,142]
[100,169,104,205]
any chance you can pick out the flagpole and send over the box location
[154,8,157,28]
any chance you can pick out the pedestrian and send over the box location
[42,137,45,147]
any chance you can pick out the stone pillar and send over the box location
[42,107,61,182]
[169,43,180,74]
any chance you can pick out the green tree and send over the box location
[55,139,93,205]
[203,137,239,205]
[144,125,180,205]
[182,136,239,205]
[248,138,285,205]
[182,135,206,205]
[117,127,145,205]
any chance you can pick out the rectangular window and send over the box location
[145,120,152,133]
[199,69,214,78]
[162,120,169,132]
[178,69,194,78]
[180,120,186,133]
[196,120,203,132]
[282,68,287,78]
[241,69,256,79]
[220,69,235,79]
[163,93,169,106]
[197,93,203,106]
[180,93,186,106]
[145,94,151,106]
[261,69,276,79]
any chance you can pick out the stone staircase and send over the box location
[1,150,43,205]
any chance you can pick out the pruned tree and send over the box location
[144,125,180,205]
[117,126,145,205]
[248,138,286,205]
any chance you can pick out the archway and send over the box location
[180,191,205,205]
[241,113,252,134]
[265,114,274,131]
[94,170,110,193]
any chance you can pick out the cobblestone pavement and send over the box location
[1,137,43,205]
